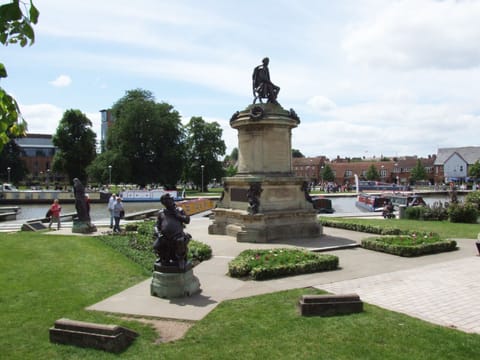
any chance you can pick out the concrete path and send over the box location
[83,216,480,335]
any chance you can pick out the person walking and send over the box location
[48,199,62,230]
[112,196,124,233]
[107,193,116,228]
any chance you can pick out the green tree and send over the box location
[365,164,380,181]
[0,0,39,151]
[321,164,335,182]
[468,160,480,179]
[97,89,185,187]
[0,138,27,182]
[184,116,226,191]
[410,159,427,183]
[223,147,238,177]
[292,149,304,158]
[52,109,97,184]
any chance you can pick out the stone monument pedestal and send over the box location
[72,219,97,234]
[150,263,201,299]
[209,103,322,243]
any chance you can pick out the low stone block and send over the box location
[298,294,363,317]
[49,318,138,353]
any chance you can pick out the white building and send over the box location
[434,146,480,182]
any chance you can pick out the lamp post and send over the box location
[201,165,205,192]
[46,169,50,189]
[108,165,112,186]
[7,167,11,183]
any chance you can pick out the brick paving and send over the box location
[318,257,480,334]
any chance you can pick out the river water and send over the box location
[6,193,457,222]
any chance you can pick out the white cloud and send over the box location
[307,95,337,112]
[20,104,64,134]
[342,0,480,69]
[294,98,480,159]
[49,75,72,87]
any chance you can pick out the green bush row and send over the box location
[465,190,480,210]
[448,203,479,223]
[320,219,405,235]
[98,220,212,272]
[405,203,449,221]
[361,236,457,257]
[228,248,339,280]
[403,201,479,223]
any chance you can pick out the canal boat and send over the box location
[355,193,390,212]
[0,183,110,204]
[119,189,181,202]
[390,193,426,207]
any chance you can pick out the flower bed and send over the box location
[361,232,457,257]
[228,248,339,280]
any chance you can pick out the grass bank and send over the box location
[320,217,479,239]
[1,230,479,359]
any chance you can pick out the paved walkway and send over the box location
[80,216,480,335]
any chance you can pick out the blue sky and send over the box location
[3,0,480,159]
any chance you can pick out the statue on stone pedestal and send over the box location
[252,57,280,104]
[72,178,97,233]
[73,178,89,222]
[153,194,192,270]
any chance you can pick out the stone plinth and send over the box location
[298,294,364,317]
[150,266,201,299]
[209,103,322,243]
[49,318,138,353]
[72,219,97,234]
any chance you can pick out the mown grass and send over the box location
[320,217,479,239]
[1,230,479,359]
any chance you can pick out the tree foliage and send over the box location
[365,164,380,181]
[468,160,480,179]
[292,149,304,158]
[321,164,335,182]
[184,116,226,191]
[93,89,186,187]
[0,137,27,182]
[410,159,427,182]
[0,0,39,151]
[52,109,97,184]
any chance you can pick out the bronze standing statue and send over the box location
[73,178,89,222]
[153,194,192,270]
[252,57,280,104]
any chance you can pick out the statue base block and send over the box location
[209,208,321,243]
[150,268,201,299]
[72,219,97,234]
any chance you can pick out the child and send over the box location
[48,199,62,230]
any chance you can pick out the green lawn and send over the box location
[320,217,480,239]
[1,231,479,359]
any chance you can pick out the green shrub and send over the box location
[448,203,479,223]
[465,191,480,211]
[189,240,213,263]
[98,225,213,273]
[405,206,427,220]
[228,248,339,280]
[422,201,449,221]
[361,233,457,257]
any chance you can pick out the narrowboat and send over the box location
[390,194,426,207]
[355,193,390,212]
[0,183,110,204]
[119,189,180,202]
